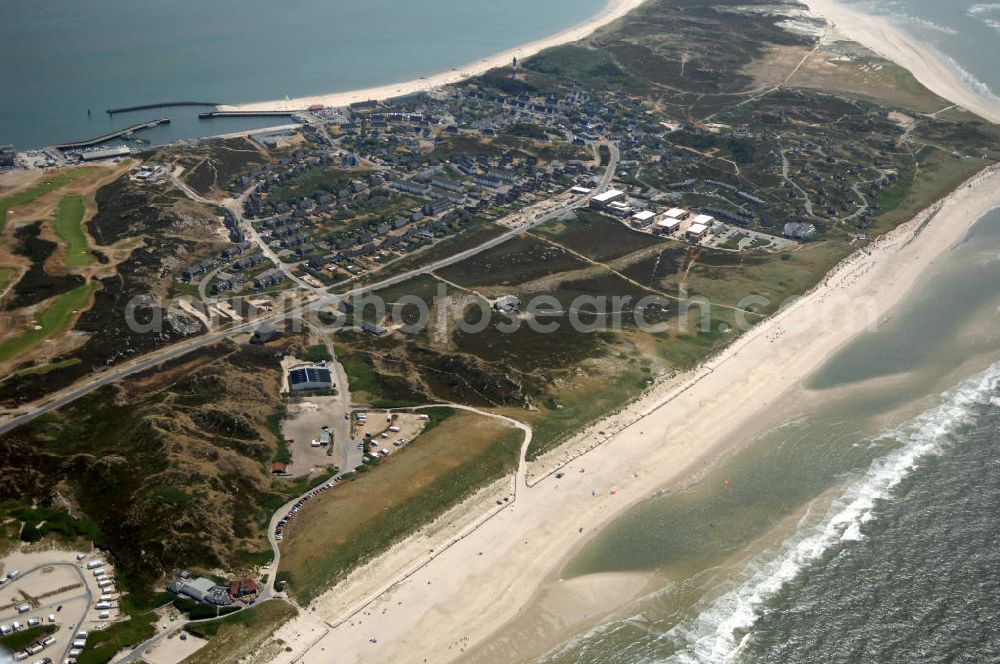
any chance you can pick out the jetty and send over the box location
[53,118,171,151]
[199,110,297,119]
[107,101,219,115]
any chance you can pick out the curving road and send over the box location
[0,141,618,437]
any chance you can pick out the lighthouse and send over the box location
[512,56,518,80]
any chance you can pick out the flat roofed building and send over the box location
[80,145,132,161]
[606,200,631,217]
[692,213,715,225]
[686,222,711,240]
[664,208,689,220]
[631,210,656,226]
[288,366,333,392]
[589,188,625,209]
[654,218,681,234]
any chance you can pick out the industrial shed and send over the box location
[288,366,333,393]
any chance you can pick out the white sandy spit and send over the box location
[802,0,1000,123]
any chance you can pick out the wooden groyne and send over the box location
[53,118,171,151]
[107,101,219,115]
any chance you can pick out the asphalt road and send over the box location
[0,141,618,437]
[0,561,93,664]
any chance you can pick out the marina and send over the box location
[52,117,170,151]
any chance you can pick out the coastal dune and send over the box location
[254,2,1000,663]
[801,0,1000,124]
[217,0,646,113]
[269,167,1000,664]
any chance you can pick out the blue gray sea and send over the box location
[3,2,999,661]
[529,4,1000,662]
[0,0,603,149]
[537,214,1000,663]
[860,0,1000,104]
[537,149,1000,661]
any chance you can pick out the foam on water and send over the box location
[968,3,1000,34]
[937,50,1000,104]
[654,361,1000,663]
[894,13,959,35]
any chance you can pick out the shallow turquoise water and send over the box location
[538,209,1000,662]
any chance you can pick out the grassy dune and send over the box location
[182,601,298,664]
[279,408,524,603]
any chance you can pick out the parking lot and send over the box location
[352,411,428,462]
[0,548,121,663]
[272,412,429,544]
[281,397,342,477]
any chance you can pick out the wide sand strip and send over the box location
[802,0,1000,124]
[217,0,646,113]
[267,162,1000,663]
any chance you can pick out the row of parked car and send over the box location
[274,480,336,541]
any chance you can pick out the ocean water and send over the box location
[536,207,1000,663]
[0,0,604,149]
[856,0,1000,103]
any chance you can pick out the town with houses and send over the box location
[1,12,993,660]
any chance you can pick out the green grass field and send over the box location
[0,280,96,363]
[0,167,90,233]
[54,194,94,268]
[280,409,524,603]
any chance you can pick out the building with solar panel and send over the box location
[288,366,334,393]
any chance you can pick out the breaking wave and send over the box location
[968,3,1000,34]
[656,361,1000,663]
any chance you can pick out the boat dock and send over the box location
[53,118,171,151]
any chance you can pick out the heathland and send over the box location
[0,0,998,662]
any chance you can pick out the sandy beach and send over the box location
[801,0,1000,124]
[217,0,645,113]
[262,169,1000,663]
[237,2,1000,661]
